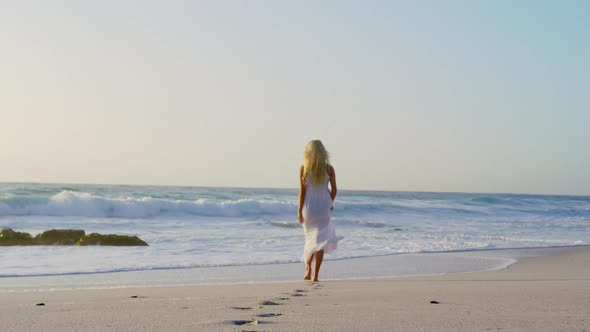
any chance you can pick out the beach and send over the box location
[1,245,588,331]
[1,184,589,330]
[3,1,589,330]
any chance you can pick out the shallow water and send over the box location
[1,183,589,278]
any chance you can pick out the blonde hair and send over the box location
[303,140,330,185]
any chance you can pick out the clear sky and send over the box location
[1,1,589,195]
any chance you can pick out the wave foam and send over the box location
[0,191,296,218]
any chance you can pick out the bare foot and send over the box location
[312,277,319,282]
[304,266,312,280]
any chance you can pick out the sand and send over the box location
[1,246,589,331]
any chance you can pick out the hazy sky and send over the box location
[1,1,589,195]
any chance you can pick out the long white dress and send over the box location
[302,171,342,263]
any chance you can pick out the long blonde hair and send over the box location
[303,140,330,185]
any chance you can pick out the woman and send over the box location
[298,140,341,282]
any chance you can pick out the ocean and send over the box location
[0,183,589,288]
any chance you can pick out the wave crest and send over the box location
[0,190,296,218]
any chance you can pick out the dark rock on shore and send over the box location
[0,228,34,246]
[34,229,86,245]
[76,233,148,246]
[0,228,148,246]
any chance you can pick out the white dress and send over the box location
[302,171,342,263]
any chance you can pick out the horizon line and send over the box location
[0,180,588,198]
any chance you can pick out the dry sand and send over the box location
[1,246,589,331]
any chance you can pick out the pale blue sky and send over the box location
[1,1,588,195]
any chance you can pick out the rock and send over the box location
[76,233,148,246]
[33,229,86,245]
[0,228,34,246]
[1,228,147,246]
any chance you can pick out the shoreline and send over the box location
[0,245,588,331]
[1,245,586,293]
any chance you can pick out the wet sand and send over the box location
[1,246,589,331]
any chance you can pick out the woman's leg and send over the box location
[304,255,313,280]
[313,250,324,282]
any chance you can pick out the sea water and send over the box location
[0,183,589,287]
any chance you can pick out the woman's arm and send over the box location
[328,165,337,207]
[298,165,306,223]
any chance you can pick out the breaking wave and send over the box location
[0,190,296,218]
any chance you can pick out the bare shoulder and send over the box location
[299,165,305,175]
[327,164,335,174]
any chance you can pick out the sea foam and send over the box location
[0,190,295,218]
[0,183,589,279]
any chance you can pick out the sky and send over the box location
[1,1,589,195]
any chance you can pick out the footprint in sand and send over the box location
[257,313,283,318]
[259,300,281,306]
[231,306,252,310]
[230,318,259,326]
